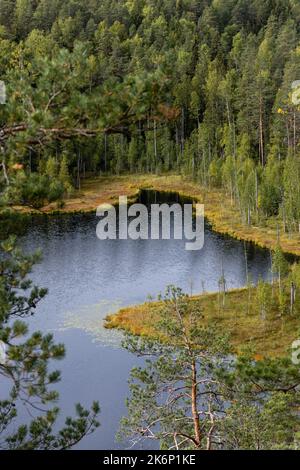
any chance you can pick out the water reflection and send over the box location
[17,192,271,449]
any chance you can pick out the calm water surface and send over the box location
[18,194,272,449]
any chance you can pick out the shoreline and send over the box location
[5,173,300,357]
[105,287,299,358]
[7,174,300,257]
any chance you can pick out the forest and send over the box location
[1,0,300,453]
[0,0,299,229]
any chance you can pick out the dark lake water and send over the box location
[16,192,272,449]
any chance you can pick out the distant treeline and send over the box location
[0,0,300,226]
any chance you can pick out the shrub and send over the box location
[20,174,50,208]
[6,173,65,209]
[48,180,65,203]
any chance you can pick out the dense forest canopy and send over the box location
[0,0,300,226]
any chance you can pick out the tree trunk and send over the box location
[175,125,179,168]
[153,120,157,169]
[181,107,185,155]
[191,361,201,448]
[0,156,9,185]
[104,132,107,173]
[255,169,258,216]
[76,150,81,189]
[259,95,264,166]
[290,282,296,314]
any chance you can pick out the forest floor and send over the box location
[13,173,300,256]
[105,287,299,358]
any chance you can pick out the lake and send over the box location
[19,191,272,449]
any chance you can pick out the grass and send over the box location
[105,287,300,358]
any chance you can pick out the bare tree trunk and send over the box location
[291,282,296,314]
[286,120,290,151]
[247,206,251,225]
[191,360,201,448]
[203,150,206,187]
[181,107,185,155]
[226,98,236,158]
[232,120,237,158]
[255,169,258,216]
[206,402,215,451]
[174,298,202,449]
[76,150,81,190]
[282,198,286,233]
[104,132,107,173]
[259,95,264,166]
[0,145,9,185]
[0,161,9,185]
[153,120,157,169]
